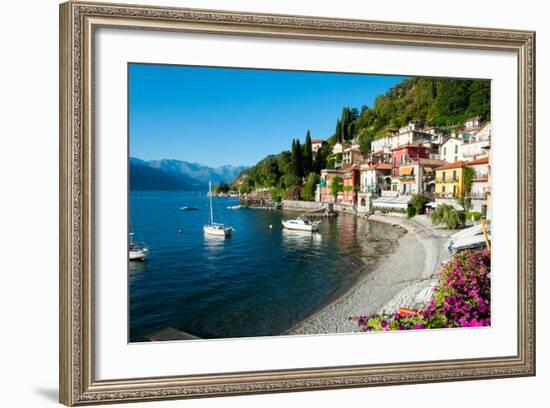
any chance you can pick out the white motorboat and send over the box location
[204,181,233,237]
[129,233,149,261]
[445,223,491,253]
[282,217,321,232]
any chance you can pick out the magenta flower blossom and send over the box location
[356,249,491,332]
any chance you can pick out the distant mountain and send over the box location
[129,157,247,191]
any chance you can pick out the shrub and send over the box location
[465,211,482,221]
[406,206,417,219]
[301,172,320,201]
[356,248,491,331]
[270,187,283,203]
[282,185,302,200]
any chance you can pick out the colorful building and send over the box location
[318,169,341,203]
[360,162,392,195]
[440,138,464,163]
[435,161,467,199]
[390,143,431,188]
[342,143,362,166]
[397,158,446,195]
[466,156,490,218]
[341,165,360,204]
[311,139,326,154]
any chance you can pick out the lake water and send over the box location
[129,191,402,341]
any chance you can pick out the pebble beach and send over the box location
[289,214,450,335]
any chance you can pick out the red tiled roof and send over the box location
[467,156,489,165]
[311,139,325,144]
[373,163,392,170]
[416,158,447,167]
[390,143,424,150]
[435,161,467,171]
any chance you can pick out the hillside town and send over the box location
[315,116,491,220]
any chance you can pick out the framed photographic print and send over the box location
[59,1,536,405]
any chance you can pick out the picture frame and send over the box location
[59,1,536,405]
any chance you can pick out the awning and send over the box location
[400,166,414,176]
[424,167,433,173]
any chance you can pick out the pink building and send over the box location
[391,143,431,178]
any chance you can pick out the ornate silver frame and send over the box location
[59,1,536,405]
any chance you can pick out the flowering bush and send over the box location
[356,248,491,331]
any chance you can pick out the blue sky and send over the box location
[129,63,407,167]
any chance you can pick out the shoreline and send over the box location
[288,214,450,335]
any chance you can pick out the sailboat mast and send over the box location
[209,181,214,225]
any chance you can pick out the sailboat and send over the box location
[203,181,233,237]
[129,232,149,261]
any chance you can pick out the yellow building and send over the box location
[435,161,466,198]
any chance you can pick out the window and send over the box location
[442,186,446,193]
[442,172,446,182]
[453,170,457,181]
[455,144,458,154]
[443,147,447,156]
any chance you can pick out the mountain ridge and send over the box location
[129,157,247,191]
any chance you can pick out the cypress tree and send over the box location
[341,107,351,141]
[295,139,304,180]
[335,119,342,143]
[303,131,313,175]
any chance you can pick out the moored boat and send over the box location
[204,181,233,237]
[129,233,149,261]
[282,217,321,232]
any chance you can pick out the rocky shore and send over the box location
[289,214,450,335]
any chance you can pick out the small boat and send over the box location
[282,217,321,232]
[204,181,233,237]
[129,232,149,261]
[180,206,198,211]
[445,223,491,253]
[226,204,244,210]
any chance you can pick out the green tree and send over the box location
[283,185,302,200]
[410,193,429,215]
[431,204,466,229]
[341,107,351,141]
[239,177,254,195]
[463,167,475,194]
[330,176,344,199]
[313,144,329,173]
[301,172,320,201]
[468,81,491,120]
[214,182,230,193]
[334,119,342,143]
[303,131,313,175]
[292,139,304,180]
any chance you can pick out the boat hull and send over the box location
[129,249,149,261]
[282,220,319,232]
[203,226,232,236]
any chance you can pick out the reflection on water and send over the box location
[281,228,322,248]
[129,191,403,341]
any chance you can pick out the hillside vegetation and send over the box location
[232,77,490,199]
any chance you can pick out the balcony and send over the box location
[434,192,458,199]
[399,175,415,181]
[435,177,459,183]
[466,191,489,200]
[472,172,489,181]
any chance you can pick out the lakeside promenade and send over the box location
[289,214,450,335]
